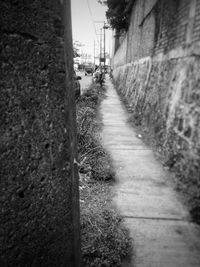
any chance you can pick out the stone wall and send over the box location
[0,0,80,266]
[113,0,200,219]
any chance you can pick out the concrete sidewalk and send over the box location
[100,78,200,267]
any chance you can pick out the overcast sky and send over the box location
[71,0,112,55]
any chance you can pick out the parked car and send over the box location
[85,66,93,76]
[73,71,81,99]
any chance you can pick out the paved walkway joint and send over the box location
[100,78,200,267]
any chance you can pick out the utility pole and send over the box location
[94,40,95,68]
[94,20,109,72]
[94,20,105,71]
[100,28,102,71]
[103,21,106,72]
[103,22,109,73]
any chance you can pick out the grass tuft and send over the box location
[76,83,133,266]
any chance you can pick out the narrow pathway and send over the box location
[100,78,200,267]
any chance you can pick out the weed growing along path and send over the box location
[76,83,132,267]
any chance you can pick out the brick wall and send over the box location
[113,0,200,222]
[114,0,198,62]
[0,0,80,266]
[193,0,200,42]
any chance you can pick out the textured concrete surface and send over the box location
[100,78,200,267]
[0,1,80,266]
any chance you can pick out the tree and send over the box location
[98,0,129,31]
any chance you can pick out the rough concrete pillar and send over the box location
[0,0,80,266]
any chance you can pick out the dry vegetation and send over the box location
[76,83,132,266]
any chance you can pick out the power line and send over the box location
[86,0,99,44]
[86,0,93,17]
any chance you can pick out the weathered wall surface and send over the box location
[114,34,127,67]
[113,0,200,217]
[0,0,80,266]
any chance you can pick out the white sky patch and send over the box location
[71,0,112,56]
